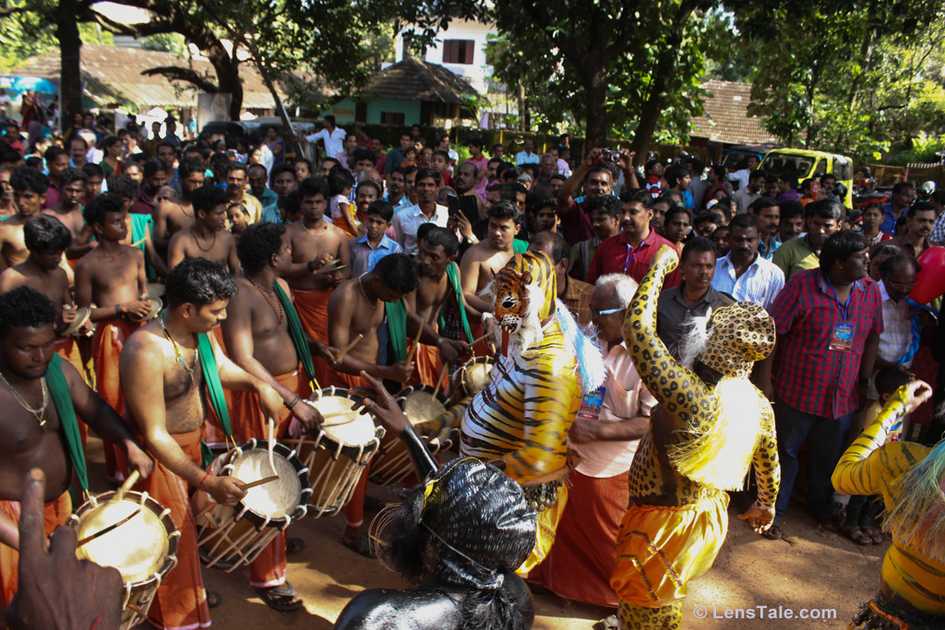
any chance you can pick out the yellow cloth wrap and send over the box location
[516,484,568,577]
[611,492,729,607]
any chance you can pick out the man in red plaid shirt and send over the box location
[759,230,882,540]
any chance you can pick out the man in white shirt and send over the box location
[529,273,655,610]
[304,115,347,159]
[514,138,540,166]
[876,252,918,368]
[712,213,785,309]
[391,168,448,255]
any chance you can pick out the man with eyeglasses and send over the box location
[529,272,655,613]
[586,189,673,285]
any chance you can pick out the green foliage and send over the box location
[139,33,187,54]
[731,0,945,161]
[0,5,112,72]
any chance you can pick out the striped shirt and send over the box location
[770,269,883,419]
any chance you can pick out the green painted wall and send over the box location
[329,97,421,125]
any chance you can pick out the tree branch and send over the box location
[142,65,219,92]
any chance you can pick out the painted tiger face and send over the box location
[493,252,556,355]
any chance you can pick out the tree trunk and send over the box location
[631,25,684,162]
[56,0,82,133]
[205,41,242,120]
[583,67,609,152]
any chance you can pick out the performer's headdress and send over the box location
[370,458,537,625]
[884,437,945,564]
[699,301,775,378]
[493,252,556,356]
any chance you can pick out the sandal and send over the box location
[256,582,303,613]
[286,537,305,554]
[762,524,784,540]
[342,532,375,558]
[206,590,222,609]
[841,525,870,545]
[863,527,884,545]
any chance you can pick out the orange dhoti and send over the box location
[92,319,139,479]
[530,470,628,607]
[143,428,212,630]
[230,369,311,588]
[414,341,445,389]
[292,288,335,388]
[0,492,72,608]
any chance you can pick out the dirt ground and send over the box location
[83,440,881,629]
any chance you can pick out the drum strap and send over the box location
[196,332,233,438]
[46,354,90,494]
[273,282,316,384]
[440,262,474,344]
[385,299,408,363]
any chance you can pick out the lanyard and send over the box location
[825,281,854,321]
[623,239,645,274]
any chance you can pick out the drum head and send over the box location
[308,394,376,447]
[401,388,448,429]
[75,498,168,584]
[230,449,302,518]
[461,357,495,395]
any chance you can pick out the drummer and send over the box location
[167,185,241,275]
[120,258,287,630]
[282,177,350,387]
[0,215,73,314]
[75,192,153,484]
[407,225,472,388]
[0,286,153,609]
[221,222,324,612]
[329,253,465,555]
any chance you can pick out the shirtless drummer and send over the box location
[0,286,152,608]
[221,222,324,611]
[120,258,287,629]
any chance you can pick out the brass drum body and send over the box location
[196,439,310,571]
[70,490,180,629]
[294,387,384,517]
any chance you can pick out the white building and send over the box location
[393,19,517,126]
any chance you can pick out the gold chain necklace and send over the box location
[193,228,217,253]
[159,315,198,382]
[0,369,48,428]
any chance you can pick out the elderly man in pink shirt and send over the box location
[529,273,655,612]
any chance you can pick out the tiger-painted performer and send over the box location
[611,245,781,630]
[459,250,600,576]
[831,378,945,630]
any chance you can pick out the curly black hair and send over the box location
[237,223,286,275]
[0,286,57,336]
[25,215,72,253]
[165,257,236,307]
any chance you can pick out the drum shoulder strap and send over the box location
[46,354,90,492]
[385,299,408,363]
[274,282,317,382]
[196,332,233,438]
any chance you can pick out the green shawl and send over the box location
[46,354,89,500]
[274,282,317,384]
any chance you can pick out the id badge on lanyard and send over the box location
[828,285,855,352]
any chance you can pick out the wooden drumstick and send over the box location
[77,509,142,547]
[470,331,492,347]
[432,362,450,399]
[112,470,140,504]
[240,475,279,491]
[333,333,364,363]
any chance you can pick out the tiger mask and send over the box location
[493,252,556,357]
